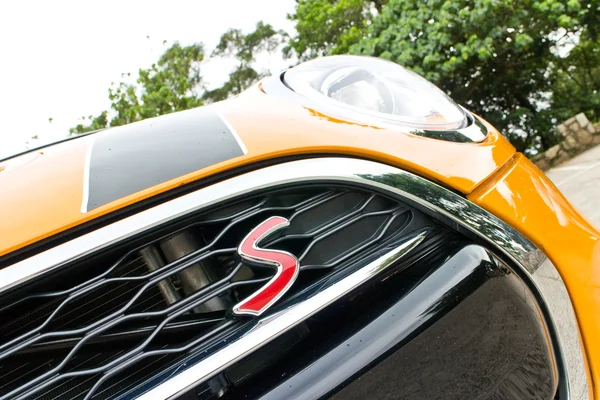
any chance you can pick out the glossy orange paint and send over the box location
[469,154,600,398]
[0,84,515,258]
[0,139,90,256]
[217,87,517,193]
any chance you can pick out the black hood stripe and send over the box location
[81,106,246,212]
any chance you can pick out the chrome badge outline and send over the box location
[232,216,300,316]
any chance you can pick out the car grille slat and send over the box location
[85,322,238,400]
[0,185,437,399]
[93,353,176,400]
[298,207,406,264]
[0,247,234,357]
[9,274,259,400]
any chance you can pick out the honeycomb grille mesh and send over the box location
[0,186,428,399]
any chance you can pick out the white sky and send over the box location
[0,0,295,159]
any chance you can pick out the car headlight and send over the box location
[282,55,469,132]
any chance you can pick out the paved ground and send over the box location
[545,145,599,399]
[546,144,600,229]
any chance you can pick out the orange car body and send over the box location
[0,83,598,397]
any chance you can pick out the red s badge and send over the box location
[233,216,300,316]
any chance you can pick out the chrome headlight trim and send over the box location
[282,55,469,132]
[261,73,489,143]
[0,158,587,399]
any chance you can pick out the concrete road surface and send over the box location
[546,144,600,229]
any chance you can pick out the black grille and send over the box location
[0,185,436,399]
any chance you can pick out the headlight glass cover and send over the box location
[283,55,469,131]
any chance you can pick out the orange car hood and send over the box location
[0,84,515,257]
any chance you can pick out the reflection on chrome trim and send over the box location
[0,158,587,399]
[533,256,589,400]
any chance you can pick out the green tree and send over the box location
[550,32,600,124]
[351,0,598,153]
[204,22,287,102]
[286,0,387,60]
[71,42,205,134]
[70,111,108,135]
[71,23,286,133]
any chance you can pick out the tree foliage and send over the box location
[550,32,600,124]
[285,0,386,60]
[204,22,286,102]
[71,42,205,134]
[72,24,285,133]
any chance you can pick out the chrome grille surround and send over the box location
[0,158,588,399]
